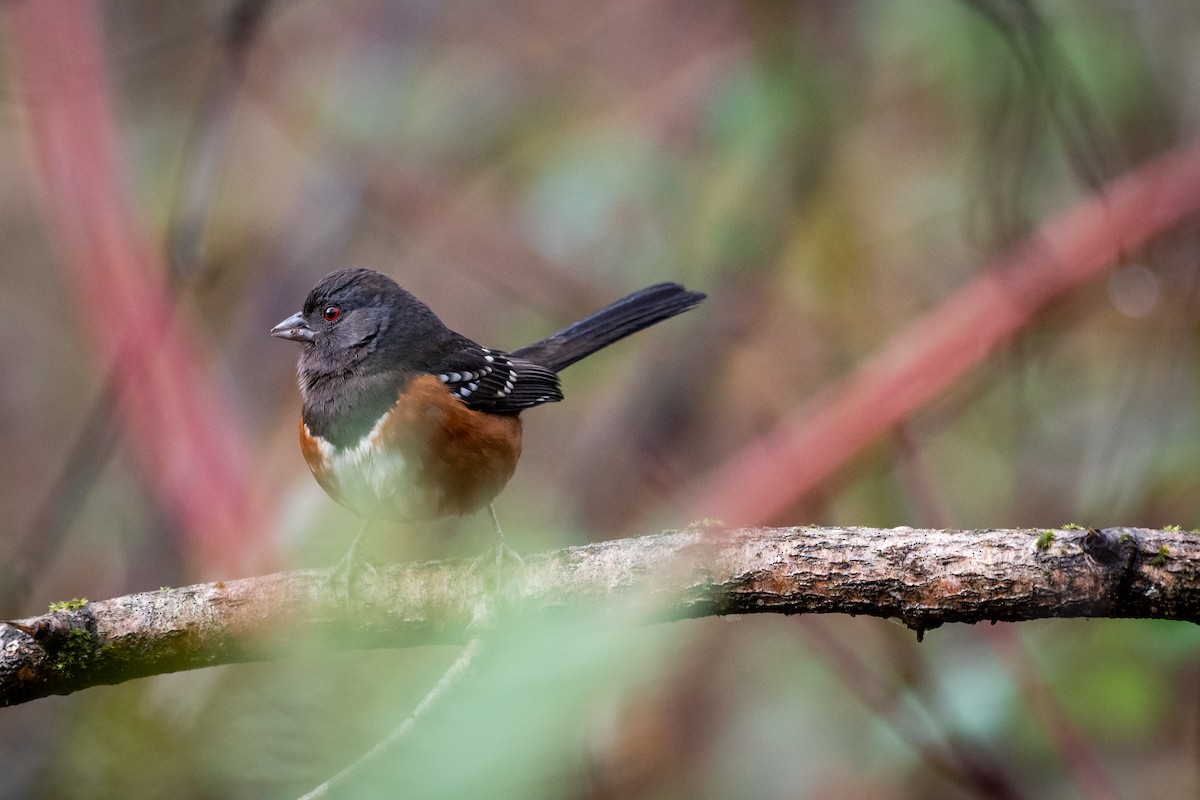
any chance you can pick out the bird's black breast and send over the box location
[301,368,408,449]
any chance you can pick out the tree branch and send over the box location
[3,525,1197,707]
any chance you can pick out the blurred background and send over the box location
[2,0,1199,797]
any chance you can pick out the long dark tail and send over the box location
[513,283,705,372]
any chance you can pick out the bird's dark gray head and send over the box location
[272,268,452,373]
[271,268,462,444]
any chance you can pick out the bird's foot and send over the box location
[466,506,525,628]
[321,524,376,604]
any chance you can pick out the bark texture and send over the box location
[3,525,1197,706]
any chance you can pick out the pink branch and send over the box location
[696,139,1200,524]
[8,0,276,575]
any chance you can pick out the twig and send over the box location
[297,637,485,800]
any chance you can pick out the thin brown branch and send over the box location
[2,525,1197,707]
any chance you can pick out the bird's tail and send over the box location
[513,283,705,373]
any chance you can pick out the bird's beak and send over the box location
[270,312,315,343]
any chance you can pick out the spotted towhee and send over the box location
[271,268,704,552]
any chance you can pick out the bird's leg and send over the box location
[325,519,376,601]
[469,504,524,598]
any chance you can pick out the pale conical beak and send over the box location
[270,312,315,343]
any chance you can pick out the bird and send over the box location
[271,268,705,578]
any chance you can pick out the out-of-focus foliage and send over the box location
[1,1,1199,798]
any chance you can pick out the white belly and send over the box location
[308,418,439,521]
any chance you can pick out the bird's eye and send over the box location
[323,305,341,322]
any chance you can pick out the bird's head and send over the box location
[271,268,451,379]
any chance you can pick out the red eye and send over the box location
[323,305,341,322]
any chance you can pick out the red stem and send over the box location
[7,0,276,575]
[696,139,1200,524]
